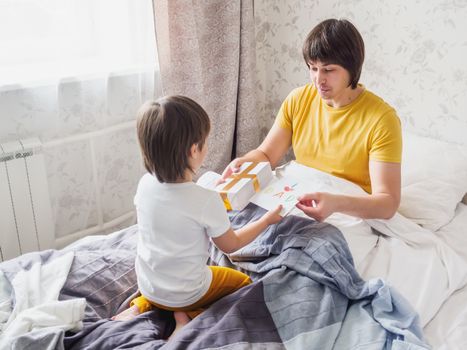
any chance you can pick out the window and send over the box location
[0,0,157,85]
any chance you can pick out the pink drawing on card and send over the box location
[272,183,298,198]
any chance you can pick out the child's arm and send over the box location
[212,205,283,254]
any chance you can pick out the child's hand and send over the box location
[263,205,283,225]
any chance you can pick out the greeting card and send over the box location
[250,176,304,216]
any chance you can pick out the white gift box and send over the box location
[215,162,273,211]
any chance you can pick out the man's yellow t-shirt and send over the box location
[276,84,402,193]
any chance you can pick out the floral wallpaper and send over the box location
[94,126,143,223]
[254,0,467,145]
[43,140,98,238]
[0,71,154,239]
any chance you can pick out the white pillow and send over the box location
[399,131,467,231]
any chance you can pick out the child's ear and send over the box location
[190,143,199,159]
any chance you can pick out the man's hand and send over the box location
[295,192,338,222]
[216,157,246,185]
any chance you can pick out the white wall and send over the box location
[254,0,467,145]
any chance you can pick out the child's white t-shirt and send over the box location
[134,173,231,307]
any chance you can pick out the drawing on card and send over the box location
[250,177,304,216]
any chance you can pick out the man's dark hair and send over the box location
[302,19,365,89]
[136,95,210,183]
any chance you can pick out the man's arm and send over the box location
[220,124,292,181]
[296,160,401,220]
[256,124,292,168]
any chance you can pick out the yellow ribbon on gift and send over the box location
[220,162,260,211]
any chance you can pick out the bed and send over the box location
[1,131,466,349]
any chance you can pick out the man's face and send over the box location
[308,60,351,103]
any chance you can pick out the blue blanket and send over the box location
[205,204,429,349]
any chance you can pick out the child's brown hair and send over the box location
[136,95,210,182]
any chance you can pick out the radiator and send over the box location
[0,138,55,262]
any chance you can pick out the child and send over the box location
[113,95,282,338]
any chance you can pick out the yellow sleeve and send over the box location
[369,110,402,163]
[274,89,298,131]
[130,295,153,313]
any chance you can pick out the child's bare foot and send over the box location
[111,305,140,321]
[168,311,190,340]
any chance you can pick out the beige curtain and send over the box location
[152,0,259,174]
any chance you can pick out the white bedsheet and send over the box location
[423,203,467,349]
[424,285,467,349]
[277,161,467,330]
[0,252,86,349]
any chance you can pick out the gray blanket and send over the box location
[1,204,429,349]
